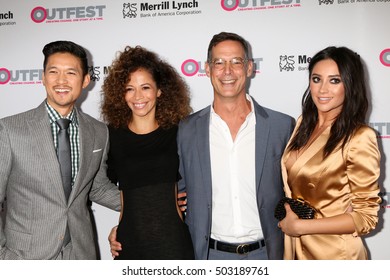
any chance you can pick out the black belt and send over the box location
[209,238,265,254]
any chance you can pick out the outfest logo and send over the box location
[0,68,42,85]
[380,49,390,67]
[220,0,301,11]
[30,5,106,23]
[0,65,111,85]
[370,122,390,139]
[181,57,263,77]
[181,59,206,77]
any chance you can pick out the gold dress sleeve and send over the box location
[345,126,381,236]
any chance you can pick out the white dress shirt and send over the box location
[209,95,263,243]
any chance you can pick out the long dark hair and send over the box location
[287,46,368,157]
[101,46,192,129]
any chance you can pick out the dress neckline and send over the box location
[127,125,162,136]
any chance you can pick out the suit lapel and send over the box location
[288,126,330,187]
[68,109,94,203]
[282,116,331,189]
[27,102,66,202]
[253,101,270,192]
[282,117,302,198]
[196,107,213,205]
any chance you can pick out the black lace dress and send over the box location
[107,125,194,260]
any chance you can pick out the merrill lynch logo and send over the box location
[122,1,199,18]
[279,55,295,71]
[319,0,334,4]
[89,66,101,82]
[123,3,137,18]
[279,55,311,72]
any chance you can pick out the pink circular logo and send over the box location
[31,6,47,23]
[220,0,239,11]
[380,49,390,67]
[181,59,200,77]
[0,68,11,85]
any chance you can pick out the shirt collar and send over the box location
[211,94,255,121]
[45,101,78,125]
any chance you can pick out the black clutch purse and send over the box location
[274,197,316,221]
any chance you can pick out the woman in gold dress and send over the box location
[279,46,381,259]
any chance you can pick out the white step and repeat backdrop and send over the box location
[1,0,389,260]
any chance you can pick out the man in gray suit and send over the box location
[177,32,295,260]
[109,32,294,260]
[0,41,120,259]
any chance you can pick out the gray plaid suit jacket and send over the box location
[0,101,120,259]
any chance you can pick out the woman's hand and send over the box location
[279,203,303,237]
[108,226,122,258]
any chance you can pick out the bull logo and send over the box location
[318,0,334,5]
[123,3,137,18]
[279,55,295,72]
[89,66,101,82]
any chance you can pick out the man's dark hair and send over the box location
[42,40,89,76]
[207,32,250,62]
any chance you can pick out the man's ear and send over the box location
[246,60,253,78]
[82,74,90,89]
[41,72,46,86]
[205,62,211,77]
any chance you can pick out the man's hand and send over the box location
[177,192,187,212]
[108,226,122,258]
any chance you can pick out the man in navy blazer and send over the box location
[177,32,295,260]
[108,32,294,260]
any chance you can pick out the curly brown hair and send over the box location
[101,46,192,129]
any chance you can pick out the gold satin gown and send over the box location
[281,117,381,260]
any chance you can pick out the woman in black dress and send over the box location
[101,46,194,260]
